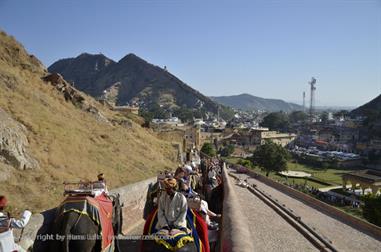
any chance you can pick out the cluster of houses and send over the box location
[294,117,380,156]
[148,106,380,170]
[290,146,362,168]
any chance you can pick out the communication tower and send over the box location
[302,91,306,111]
[309,77,317,122]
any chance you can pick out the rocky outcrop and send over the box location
[0,108,39,170]
[42,73,110,124]
[42,73,87,108]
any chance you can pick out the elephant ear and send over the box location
[112,196,122,235]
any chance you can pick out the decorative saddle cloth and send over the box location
[143,207,209,252]
[56,193,114,251]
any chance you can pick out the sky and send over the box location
[0,0,380,107]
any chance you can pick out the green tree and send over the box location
[250,141,290,176]
[289,111,308,124]
[363,194,381,227]
[320,111,329,124]
[173,106,194,122]
[139,109,154,127]
[238,158,253,168]
[201,143,216,157]
[333,110,349,119]
[260,112,290,131]
[219,144,235,157]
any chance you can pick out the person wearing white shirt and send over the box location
[156,178,188,235]
[0,196,32,252]
[93,173,109,197]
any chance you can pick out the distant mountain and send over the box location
[211,93,304,112]
[49,53,224,119]
[315,106,356,111]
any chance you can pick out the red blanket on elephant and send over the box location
[143,207,209,252]
[57,193,114,251]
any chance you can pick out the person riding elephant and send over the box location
[156,178,188,235]
[0,195,32,252]
[93,173,109,197]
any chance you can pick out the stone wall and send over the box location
[112,177,156,234]
[220,163,255,252]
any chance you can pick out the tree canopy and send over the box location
[260,112,290,131]
[201,142,216,157]
[219,144,235,157]
[250,140,290,176]
[320,111,329,124]
[333,110,349,119]
[289,111,308,124]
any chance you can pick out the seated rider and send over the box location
[0,196,32,252]
[181,165,198,197]
[156,178,188,235]
[174,167,186,191]
[93,173,108,197]
[175,168,220,230]
[195,197,221,230]
[208,166,218,188]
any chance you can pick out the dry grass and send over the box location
[0,30,178,214]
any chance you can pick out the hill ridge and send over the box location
[211,93,303,112]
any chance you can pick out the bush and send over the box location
[201,143,216,157]
[238,159,253,168]
[219,144,235,157]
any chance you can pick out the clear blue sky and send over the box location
[1,0,380,107]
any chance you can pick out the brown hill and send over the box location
[0,30,177,213]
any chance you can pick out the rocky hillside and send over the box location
[48,53,223,118]
[0,30,177,212]
[351,94,381,138]
[211,93,304,112]
[351,94,381,117]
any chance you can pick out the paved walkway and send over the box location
[232,170,381,252]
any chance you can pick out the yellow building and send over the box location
[342,170,381,195]
[251,129,296,147]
